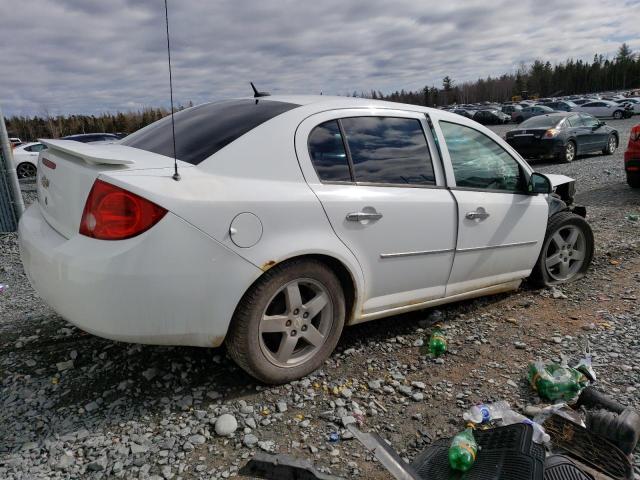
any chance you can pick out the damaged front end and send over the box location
[543,174,586,218]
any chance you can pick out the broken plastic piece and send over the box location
[500,410,550,444]
[239,452,344,480]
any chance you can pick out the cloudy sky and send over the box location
[2,0,640,116]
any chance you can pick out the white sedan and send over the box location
[616,98,640,114]
[19,95,594,383]
[11,142,47,178]
[575,100,629,119]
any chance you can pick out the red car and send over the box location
[626,124,640,188]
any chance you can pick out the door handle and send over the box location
[466,208,490,220]
[346,211,383,222]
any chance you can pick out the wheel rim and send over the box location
[614,111,622,119]
[565,143,575,162]
[17,163,36,178]
[544,225,586,282]
[608,136,617,153]
[258,278,333,368]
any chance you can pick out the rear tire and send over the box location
[627,173,640,188]
[16,162,37,178]
[603,134,617,155]
[226,259,345,384]
[530,212,594,287]
[562,141,576,163]
[613,110,623,119]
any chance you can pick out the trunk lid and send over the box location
[37,140,181,238]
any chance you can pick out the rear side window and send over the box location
[122,99,300,165]
[308,121,351,182]
[341,117,435,185]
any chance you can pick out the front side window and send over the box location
[580,114,599,128]
[25,143,47,152]
[440,121,523,192]
[340,117,435,185]
[308,120,351,182]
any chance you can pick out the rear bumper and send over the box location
[507,138,564,158]
[19,204,261,347]
[624,150,640,173]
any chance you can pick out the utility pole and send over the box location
[0,104,25,232]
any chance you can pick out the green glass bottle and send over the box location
[528,361,588,401]
[429,327,447,357]
[448,427,478,472]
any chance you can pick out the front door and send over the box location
[295,110,457,315]
[433,119,548,296]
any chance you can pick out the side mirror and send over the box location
[528,172,552,195]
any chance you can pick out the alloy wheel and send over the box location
[544,225,586,282]
[258,278,333,368]
[608,136,617,153]
[16,163,37,178]
[565,143,575,162]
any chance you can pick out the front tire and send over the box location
[603,134,617,155]
[226,259,345,384]
[530,212,594,287]
[613,110,623,119]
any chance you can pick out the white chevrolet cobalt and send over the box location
[19,95,594,383]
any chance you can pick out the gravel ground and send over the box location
[1,117,639,479]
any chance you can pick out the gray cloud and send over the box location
[1,0,639,116]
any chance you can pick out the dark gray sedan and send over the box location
[505,112,619,163]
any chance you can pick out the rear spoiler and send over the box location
[40,139,135,166]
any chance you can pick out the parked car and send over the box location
[19,96,594,383]
[473,109,511,125]
[513,105,556,123]
[543,101,578,112]
[11,142,47,178]
[574,100,632,119]
[501,105,522,116]
[572,98,592,106]
[625,124,640,188]
[9,137,22,146]
[615,98,640,115]
[452,108,474,118]
[62,133,122,144]
[506,113,618,163]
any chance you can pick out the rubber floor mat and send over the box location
[542,413,633,480]
[544,455,594,480]
[410,424,545,480]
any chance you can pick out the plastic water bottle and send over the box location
[463,401,511,424]
[448,427,478,472]
[428,327,447,357]
[501,410,550,444]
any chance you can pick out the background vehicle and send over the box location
[11,141,47,178]
[473,109,510,124]
[513,105,556,123]
[62,133,122,144]
[452,108,474,118]
[543,101,578,112]
[501,105,522,116]
[615,98,640,114]
[575,100,631,119]
[19,96,594,383]
[506,113,618,163]
[9,137,22,146]
[625,124,640,188]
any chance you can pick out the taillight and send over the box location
[80,180,167,240]
[630,126,640,143]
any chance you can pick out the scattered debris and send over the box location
[528,360,588,401]
[428,325,447,357]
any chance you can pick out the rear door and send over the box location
[431,118,548,296]
[295,109,457,315]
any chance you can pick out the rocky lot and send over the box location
[1,117,639,479]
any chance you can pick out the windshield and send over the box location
[519,115,563,128]
[121,99,300,165]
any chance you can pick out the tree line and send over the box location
[7,44,639,142]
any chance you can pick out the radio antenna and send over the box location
[164,0,180,181]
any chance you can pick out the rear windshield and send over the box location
[121,99,300,165]
[519,115,562,128]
